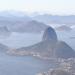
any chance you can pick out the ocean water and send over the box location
[0,32,42,48]
[0,54,55,75]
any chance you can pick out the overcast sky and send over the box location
[0,0,75,15]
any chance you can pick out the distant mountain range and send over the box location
[0,11,50,33]
[0,11,75,25]
[32,14,75,24]
[8,20,49,33]
[0,11,31,27]
[0,11,29,17]
[0,11,75,33]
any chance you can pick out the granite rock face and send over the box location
[42,27,58,43]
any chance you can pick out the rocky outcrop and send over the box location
[42,27,57,43]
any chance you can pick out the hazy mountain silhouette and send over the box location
[32,14,75,24]
[42,27,57,42]
[1,11,75,25]
[0,11,32,29]
[9,20,49,33]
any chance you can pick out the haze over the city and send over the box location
[0,0,75,15]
